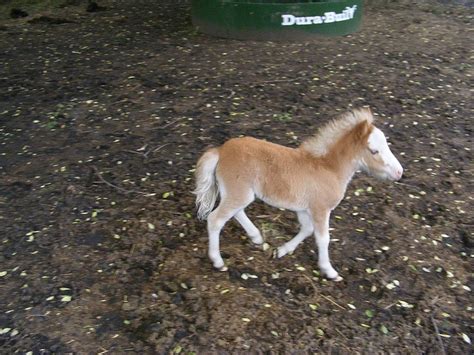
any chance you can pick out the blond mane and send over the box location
[300,108,374,157]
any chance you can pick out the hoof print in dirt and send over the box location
[459,229,473,248]
[28,16,74,25]
[10,8,28,19]
[86,1,107,12]
[227,267,242,282]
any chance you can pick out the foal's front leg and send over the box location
[276,211,314,258]
[311,209,342,281]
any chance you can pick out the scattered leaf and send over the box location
[365,309,374,318]
[60,295,72,302]
[461,333,471,344]
[398,300,414,308]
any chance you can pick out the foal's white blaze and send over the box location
[362,128,403,181]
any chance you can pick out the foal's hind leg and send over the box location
[234,210,263,245]
[207,204,240,271]
[207,192,254,271]
[276,211,314,258]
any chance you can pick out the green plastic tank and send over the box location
[191,0,363,40]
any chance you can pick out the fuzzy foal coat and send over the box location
[215,119,373,213]
[194,108,401,279]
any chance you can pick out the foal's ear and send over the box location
[362,107,372,115]
[354,120,373,141]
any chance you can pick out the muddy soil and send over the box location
[0,1,472,353]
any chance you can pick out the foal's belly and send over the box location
[255,191,308,212]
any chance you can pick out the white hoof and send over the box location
[321,267,340,280]
[211,258,225,271]
[217,265,228,272]
[250,235,264,245]
[276,246,289,258]
[329,275,343,282]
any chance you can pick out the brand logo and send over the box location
[281,5,357,26]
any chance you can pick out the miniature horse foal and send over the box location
[194,108,403,280]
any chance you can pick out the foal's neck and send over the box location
[327,148,360,188]
[304,139,362,191]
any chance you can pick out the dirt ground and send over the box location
[0,0,472,353]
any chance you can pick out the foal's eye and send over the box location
[369,148,379,155]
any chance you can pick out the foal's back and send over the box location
[218,137,301,171]
[216,137,325,210]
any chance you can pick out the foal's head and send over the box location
[302,108,403,181]
[356,114,403,181]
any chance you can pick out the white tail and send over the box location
[194,148,219,220]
